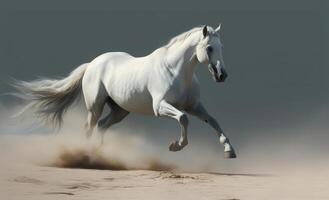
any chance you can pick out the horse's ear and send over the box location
[202,25,208,37]
[215,24,221,33]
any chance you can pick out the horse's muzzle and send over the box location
[215,68,228,82]
[208,63,228,83]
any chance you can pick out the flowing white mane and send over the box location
[165,26,216,48]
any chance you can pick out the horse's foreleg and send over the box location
[156,100,188,152]
[187,102,236,158]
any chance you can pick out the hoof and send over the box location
[224,150,237,159]
[169,141,185,152]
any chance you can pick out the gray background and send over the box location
[0,0,328,168]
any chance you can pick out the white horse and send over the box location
[14,25,236,158]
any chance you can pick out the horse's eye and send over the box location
[206,46,213,53]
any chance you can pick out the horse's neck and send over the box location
[164,32,200,85]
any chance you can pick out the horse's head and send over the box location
[196,25,227,83]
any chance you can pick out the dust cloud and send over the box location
[0,102,329,174]
[0,103,178,171]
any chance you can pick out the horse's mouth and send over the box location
[208,64,227,82]
[215,73,227,82]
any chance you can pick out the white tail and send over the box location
[13,63,88,127]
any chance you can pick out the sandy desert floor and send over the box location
[1,133,329,200]
[1,161,329,200]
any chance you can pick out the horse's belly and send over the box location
[101,58,154,115]
[108,88,154,115]
[119,96,154,114]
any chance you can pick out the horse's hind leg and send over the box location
[83,82,107,138]
[97,97,129,144]
[85,108,103,138]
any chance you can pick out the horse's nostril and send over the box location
[217,73,227,82]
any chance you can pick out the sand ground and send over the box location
[1,162,329,200]
[1,133,329,200]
